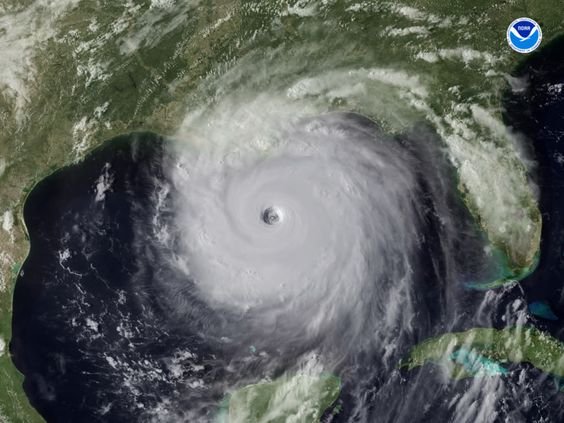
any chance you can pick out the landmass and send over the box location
[217,373,340,423]
[402,327,564,380]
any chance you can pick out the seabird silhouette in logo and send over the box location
[507,18,542,53]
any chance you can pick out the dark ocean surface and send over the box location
[505,36,564,337]
[9,35,564,422]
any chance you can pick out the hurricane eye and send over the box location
[261,206,282,225]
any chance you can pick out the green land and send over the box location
[218,373,340,423]
[403,327,564,380]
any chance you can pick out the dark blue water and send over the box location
[10,133,220,422]
[10,42,564,421]
[504,35,564,336]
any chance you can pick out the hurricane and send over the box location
[7,2,564,423]
[130,105,486,419]
[168,112,423,346]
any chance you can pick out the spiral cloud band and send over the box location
[162,112,450,367]
[12,110,491,421]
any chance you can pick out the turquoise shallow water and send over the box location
[450,348,508,377]
[528,301,558,321]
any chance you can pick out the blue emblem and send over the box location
[507,17,542,53]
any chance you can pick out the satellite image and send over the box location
[1,1,564,422]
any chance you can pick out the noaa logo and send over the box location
[507,17,542,53]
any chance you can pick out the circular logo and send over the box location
[507,17,542,53]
